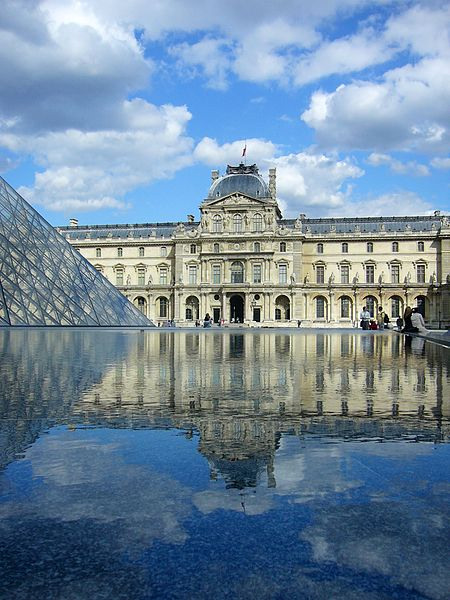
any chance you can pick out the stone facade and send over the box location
[59,164,450,328]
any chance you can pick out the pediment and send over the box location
[203,193,269,209]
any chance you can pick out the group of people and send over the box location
[359,305,428,334]
[400,306,428,334]
[359,306,390,330]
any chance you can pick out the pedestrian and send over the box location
[377,306,385,330]
[411,307,428,334]
[359,306,370,330]
[402,306,413,332]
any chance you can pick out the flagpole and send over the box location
[242,140,247,165]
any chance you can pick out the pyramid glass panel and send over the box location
[0,177,152,327]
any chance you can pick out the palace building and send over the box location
[59,163,450,328]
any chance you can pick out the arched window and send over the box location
[136,297,146,315]
[139,247,144,257]
[280,242,286,252]
[231,261,244,283]
[316,296,327,319]
[185,296,199,321]
[317,243,323,254]
[158,297,168,318]
[342,243,348,253]
[160,246,167,257]
[117,247,123,257]
[367,242,373,253]
[213,243,220,253]
[96,248,101,258]
[390,296,402,318]
[213,215,222,232]
[275,295,290,320]
[340,296,352,318]
[254,241,261,252]
[253,213,263,232]
[233,214,243,232]
[365,295,376,317]
[392,242,399,253]
[418,241,424,252]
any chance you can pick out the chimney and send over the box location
[268,168,276,199]
[187,214,194,223]
[69,218,78,227]
[211,169,219,182]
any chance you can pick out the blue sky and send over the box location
[0,0,449,226]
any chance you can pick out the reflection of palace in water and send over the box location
[1,330,449,488]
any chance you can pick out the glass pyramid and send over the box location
[0,177,152,327]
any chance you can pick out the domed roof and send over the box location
[207,164,269,200]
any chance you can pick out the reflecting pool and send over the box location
[0,329,449,600]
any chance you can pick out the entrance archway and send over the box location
[230,294,244,323]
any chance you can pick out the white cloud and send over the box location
[367,153,430,176]
[331,191,434,218]
[431,157,450,170]
[194,136,278,167]
[2,100,194,212]
[301,5,450,153]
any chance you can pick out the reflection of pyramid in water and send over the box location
[0,177,152,326]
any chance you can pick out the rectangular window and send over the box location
[366,265,375,283]
[279,264,287,284]
[341,265,349,284]
[391,264,400,283]
[117,248,123,257]
[253,264,262,283]
[189,265,197,284]
[160,268,168,285]
[316,265,324,284]
[212,264,221,284]
[417,264,425,283]
[137,268,145,286]
[116,270,124,286]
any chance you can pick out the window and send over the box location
[253,213,263,232]
[316,265,325,284]
[213,243,220,253]
[365,296,376,317]
[391,296,402,318]
[275,308,281,320]
[279,264,287,284]
[212,264,221,284]
[317,243,323,254]
[186,307,193,321]
[316,297,326,319]
[231,261,244,283]
[233,214,243,232]
[392,242,399,253]
[159,267,168,285]
[160,246,167,257]
[117,247,123,257]
[139,247,144,257]
[116,269,124,286]
[96,248,101,258]
[367,242,373,253]
[190,244,197,254]
[418,241,424,252]
[341,296,351,318]
[159,297,168,318]
[342,243,348,253]
[280,242,286,252]
[253,264,262,283]
[417,264,425,283]
[391,264,400,283]
[341,265,349,284]
[137,297,146,314]
[366,264,375,283]
[254,242,261,252]
[189,265,197,284]
[212,215,222,232]
[137,268,145,286]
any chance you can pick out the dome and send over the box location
[207,164,269,200]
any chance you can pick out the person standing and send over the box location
[402,306,413,332]
[359,306,370,330]
[411,307,428,334]
[377,306,385,330]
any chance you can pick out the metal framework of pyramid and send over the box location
[0,177,152,327]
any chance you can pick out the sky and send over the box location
[0,0,449,226]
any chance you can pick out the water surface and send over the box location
[0,329,449,599]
